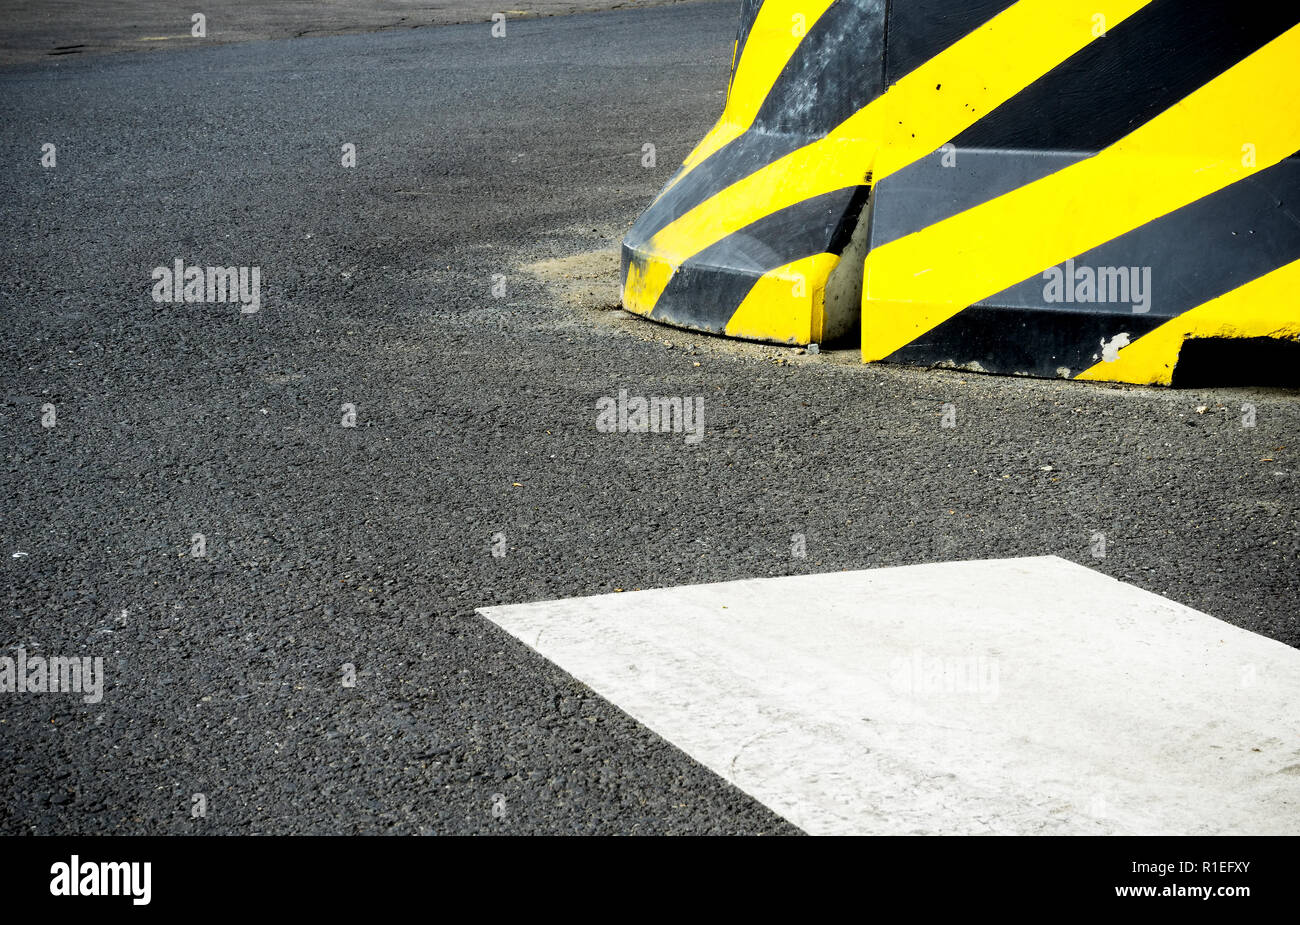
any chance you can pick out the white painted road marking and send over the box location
[479,556,1300,835]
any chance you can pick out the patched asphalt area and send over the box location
[1,1,1297,834]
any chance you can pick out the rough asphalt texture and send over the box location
[0,0,700,66]
[1,1,1297,835]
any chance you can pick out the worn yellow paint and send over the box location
[723,253,839,343]
[622,251,675,317]
[861,25,1300,363]
[624,0,1151,325]
[1074,259,1300,385]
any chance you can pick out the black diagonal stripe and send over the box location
[636,186,867,335]
[626,0,886,249]
[748,0,887,138]
[883,155,1300,378]
[630,0,1019,250]
[883,0,1017,86]
[882,304,1148,379]
[869,149,1090,250]
[625,133,806,256]
[954,0,1300,152]
[872,3,1300,249]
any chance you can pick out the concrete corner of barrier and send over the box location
[620,0,1300,385]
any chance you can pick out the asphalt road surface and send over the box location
[2,0,1297,835]
[0,0,700,66]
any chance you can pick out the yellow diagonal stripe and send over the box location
[862,24,1300,362]
[1075,259,1300,385]
[723,252,839,343]
[626,0,1150,318]
[673,0,840,190]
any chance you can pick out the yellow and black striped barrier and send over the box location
[620,0,1300,385]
